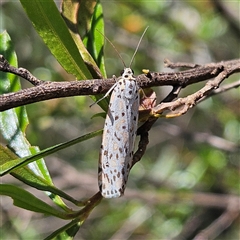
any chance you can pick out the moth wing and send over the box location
[99,79,139,198]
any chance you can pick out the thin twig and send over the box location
[0,55,44,86]
[159,122,239,152]
[164,58,201,69]
[152,62,240,117]
[193,197,240,240]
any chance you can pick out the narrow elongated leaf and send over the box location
[0,31,49,180]
[83,2,106,77]
[45,192,102,239]
[44,218,82,240]
[0,31,69,209]
[0,184,75,219]
[61,0,109,111]
[0,129,102,175]
[82,2,109,111]
[61,0,102,79]
[20,0,92,79]
[0,145,81,208]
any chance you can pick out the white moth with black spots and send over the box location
[98,67,139,198]
[94,27,148,198]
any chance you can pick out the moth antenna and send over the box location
[96,29,126,68]
[129,26,149,68]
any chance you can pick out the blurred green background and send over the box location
[1,1,239,239]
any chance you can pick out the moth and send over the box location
[96,27,148,198]
[98,67,139,198]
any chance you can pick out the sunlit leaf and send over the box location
[20,0,92,80]
[0,130,102,176]
[0,184,75,219]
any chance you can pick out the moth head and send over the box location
[121,67,134,79]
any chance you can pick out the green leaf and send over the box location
[0,184,75,219]
[0,145,81,208]
[61,0,102,79]
[0,31,70,209]
[45,192,103,239]
[83,2,107,77]
[0,32,28,151]
[0,31,46,179]
[0,31,19,94]
[83,2,110,112]
[91,111,106,119]
[44,218,82,240]
[0,129,103,176]
[20,0,92,80]
[61,0,109,111]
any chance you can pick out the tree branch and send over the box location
[152,60,240,117]
[1,56,239,112]
[193,197,240,240]
[160,122,239,152]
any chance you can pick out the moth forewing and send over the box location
[98,68,140,198]
[97,27,148,198]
